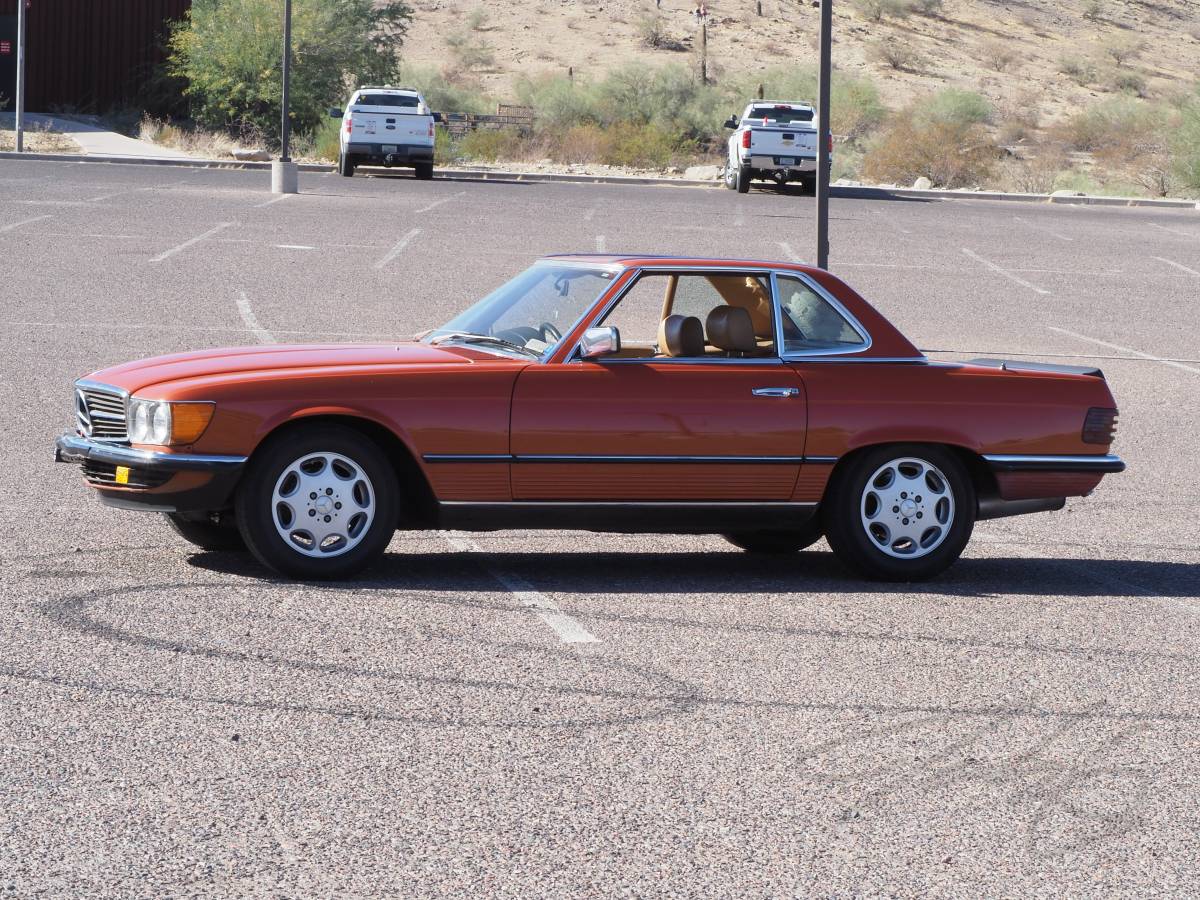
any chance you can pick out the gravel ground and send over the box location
[1,159,1198,897]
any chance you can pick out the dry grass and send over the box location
[138,116,242,157]
[0,123,78,153]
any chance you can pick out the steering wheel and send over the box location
[539,321,563,342]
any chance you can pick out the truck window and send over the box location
[748,106,814,124]
[354,94,420,108]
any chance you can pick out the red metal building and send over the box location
[0,0,191,113]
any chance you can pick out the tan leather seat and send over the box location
[705,306,756,355]
[657,314,705,357]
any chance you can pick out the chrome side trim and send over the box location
[784,355,929,364]
[440,500,819,508]
[983,454,1125,474]
[424,453,839,465]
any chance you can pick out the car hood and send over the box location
[87,342,504,394]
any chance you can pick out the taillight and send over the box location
[741,130,751,149]
[344,116,352,135]
[1082,407,1118,445]
[828,132,834,153]
[428,122,435,138]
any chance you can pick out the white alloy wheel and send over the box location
[859,456,955,559]
[271,451,375,558]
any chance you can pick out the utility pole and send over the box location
[14,0,26,152]
[815,0,832,269]
[271,0,298,193]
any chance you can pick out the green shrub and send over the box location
[445,29,495,72]
[304,117,342,162]
[1059,55,1098,87]
[1056,96,1147,151]
[1109,70,1148,97]
[862,107,997,187]
[168,0,411,143]
[734,66,885,140]
[458,127,526,162]
[851,0,911,22]
[1173,94,1200,195]
[397,64,492,115]
[602,122,678,168]
[920,88,991,127]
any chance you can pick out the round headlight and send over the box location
[150,402,172,445]
[130,402,150,443]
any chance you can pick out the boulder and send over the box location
[912,176,933,190]
[684,164,723,181]
[231,148,271,162]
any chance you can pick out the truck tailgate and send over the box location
[749,126,817,157]
[350,107,429,145]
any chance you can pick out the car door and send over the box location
[508,269,808,501]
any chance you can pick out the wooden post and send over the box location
[568,65,574,82]
[699,22,708,84]
[756,82,764,99]
[757,1,763,15]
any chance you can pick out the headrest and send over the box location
[705,306,756,353]
[658,314,704,358]
[708,275,774,337]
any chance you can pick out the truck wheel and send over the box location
[165,513,246,552]
[414,162,434,180]
[338,153,355,177]
[723,163,738,190]
[724,519,823,554]
[235,425,399,580]
[822,445,975,582]
[735,164,751,194]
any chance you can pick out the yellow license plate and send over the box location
[115,466,130,485]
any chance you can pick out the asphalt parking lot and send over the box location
[2,158,1199,896]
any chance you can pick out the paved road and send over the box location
[1,158,1198,897]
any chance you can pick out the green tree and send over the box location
[169,0,411,143]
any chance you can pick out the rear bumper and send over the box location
[749,154,819,173]
[982,454,1125,474]
[346,142,434,164]
[55,434,246,513]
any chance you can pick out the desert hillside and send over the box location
[403,0,1200,123]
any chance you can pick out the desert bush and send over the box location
[397,65,492,115]
[982,40,1018,72]
[1083,0,1106,20]
[920,88,991,126]
[1055,96,1148,151]
[168,0,411,143]
[552,124,610,164]
[862,107,997,187]
[446,30,496,72]
[1108,70,1148,97]
[458,127,527,162]
[990,143,1069,193]
[465,7,488,30]
[911,0,943,16]
[637,14,684,50]
[869,39,921,72]
[515,73,603,129]
[602,122,679,168]
[1058,55,1098,86]
[1172,94,1200,195]
[851,0,911,23]
[1102,35,1143,67]
[291,116,342,161]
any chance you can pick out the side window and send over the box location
[598,274,668,346]
[776,275,866,354]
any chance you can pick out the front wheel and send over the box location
[165,513,246,552]
[414,162,434,180]
[235,425,399,580]
[822,445,975,581]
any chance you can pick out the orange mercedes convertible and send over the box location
[56,255,1123,581]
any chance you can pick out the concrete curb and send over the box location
[3,150,1197,209]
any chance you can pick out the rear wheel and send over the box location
[414,162,434,180]
[823,445,975,581]
[338,152,355,177]
[735,164,752,194]
[235,425,399,580]
[724,519,823,554]
[165,513,246,552]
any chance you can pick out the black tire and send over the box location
[165,513,246,552]
[338,152,355,177]
[724,519,823,554]
[723,162,738,190]
[234,425,399,580]
[735,164,751,194]
[414,162,434,180]
[797,176,814,195]
[822,444,975,582]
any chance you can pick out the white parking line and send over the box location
[778,241,802,263]
[415,191,465,213]
[235,291,276,344]
[1150,222,1197,238]
[374,228,421,269]
[443,534,599,644]
[0,214,52,233]
[961,248,1050,295]
[1154,256,1200,276]
[255,194,292,208]
[595,234,607,253]
[149,222,234,263]
[1048,325,1200,376]
[276,244,316,250]
[1014,215,1072,242]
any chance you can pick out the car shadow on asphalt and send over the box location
[186,549,1200,600]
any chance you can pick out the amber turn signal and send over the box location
[169,402,215,445]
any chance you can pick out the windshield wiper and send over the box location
[429,332,539,358]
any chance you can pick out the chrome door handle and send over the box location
[751,387,799,398]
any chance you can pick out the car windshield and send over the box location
[426,264,616,358]
[749,106,814,124]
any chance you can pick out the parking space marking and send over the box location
[276,244,316,250]
[778,241,802,263]
[443,534,599,644]
[254,194,292,208]
[235,291,276,344]
[416,191,466,213]
[149,222,234,263]
[961,248,1050,295]
[0,214,52,233]
[596,234,607,253]
[374,227,421,269]
[1048,325,1200,375]
[1014,216,1072,242]
[1154,256,1200,276]
[1151,222,1198,238]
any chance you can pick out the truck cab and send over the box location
[724,101,829,194]
[330,86,437,179]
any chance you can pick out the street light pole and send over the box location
[15,0,26,152]
[815,0,832,270]
[271,0,298,193]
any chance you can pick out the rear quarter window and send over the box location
[777,275,866,353]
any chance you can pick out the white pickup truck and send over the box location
[329,86,437,179]
[723,101,828,194]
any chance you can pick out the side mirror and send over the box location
[723,115,739,129]
[329,107,343,118]
[579,326,621,359]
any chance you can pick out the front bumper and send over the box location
[55,433,247,513]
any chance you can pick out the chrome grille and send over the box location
[75,384,128,442]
